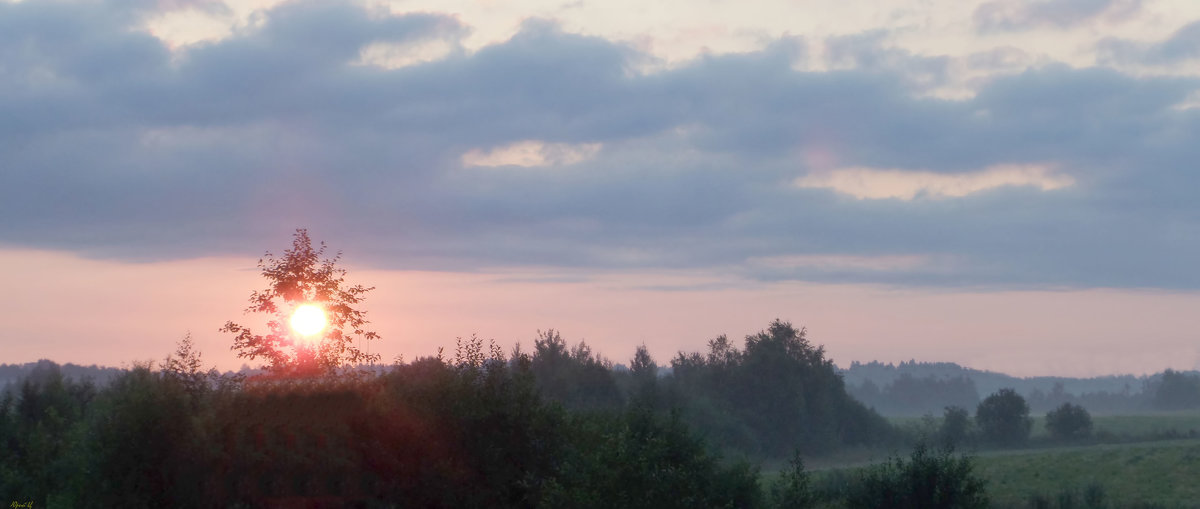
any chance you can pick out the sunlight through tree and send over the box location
[221,229,380,375]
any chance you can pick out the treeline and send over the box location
[848,374,980,417]
[1,320,994,508]
[0,360,124,389]
[844,361,1200,415]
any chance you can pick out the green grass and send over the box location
[799,413,1200,507]
[975,439,1200,507]
[1089,412,1200,438]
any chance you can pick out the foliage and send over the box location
[0,361,93,507]
[221,228,380,375]
[13,349,1200,508]
[530,329,623,411]
[543,405,763,509]
[769,451,816,508]
[939,405,973,449]
[845,442,989,509]
[628,344,659,406]
[977,388,1033,447]
[65,365,205,507]
[1045,402,1093,441]
[670,320,893,455]
[162,333,231,399]
[1150,369,1200,411]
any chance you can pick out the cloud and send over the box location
[462,140,603,168]
[794,164,1075,200]
[966,47,1035,72]
[822,30,951,92]
[3,0,1200,290]
[974,0,1141,32]
[1098,20,1200,66]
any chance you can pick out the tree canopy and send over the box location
[975,388,1032,447]
[221,229,380,375]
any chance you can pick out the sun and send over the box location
[290,304,327,337]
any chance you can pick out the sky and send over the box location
[4,0,1200,377]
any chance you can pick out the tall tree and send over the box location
[221,228,380,375]
[975,388,1032,447]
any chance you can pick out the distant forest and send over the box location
[841,361,1200,416]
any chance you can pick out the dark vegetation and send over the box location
[0,329,970,508]
[976,389,1034,447]
[667,322,892,456]
[7,338,1200,507]
[1044,403,1093,441]
[5,232,1198,506]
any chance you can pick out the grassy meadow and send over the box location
[818,412,1200,507]
[977,438,1200,507]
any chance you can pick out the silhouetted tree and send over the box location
[221,229,380,375]
[1045,402,1092,441]
[530,330,622,410]
[670,320,892,455]
[628,344,659,405]
[162,333,224,400]
[976,389,1032,447]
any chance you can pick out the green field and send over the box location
[815,413,1200,507]
[976,439,1200,507]
[1084,412,1200,439]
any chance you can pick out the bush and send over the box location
[770,451,815,508]
[543,406,763,509]
[845,442,988,509]
[976,389,1032,447]
[1045,403,1093,441]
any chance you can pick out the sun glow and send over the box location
[290,304,327,337]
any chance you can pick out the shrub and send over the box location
[845,442,988,509]
[770,451,815,508]
[1045,403,1093,441]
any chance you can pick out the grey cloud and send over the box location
[3,0,1200,290]
[823,30,950,91]
[966,47,1034,71]
[1098,20,1200,65]
[974,0,1140,32]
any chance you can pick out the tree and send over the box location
[669,320,892,456]
[975,388,1032,447]
[629,344,658,405]
[1151,369,1200,410]
[162,333,217,398]
[221,228,380,375]
[1044,402,1092,441]
[530,330,622,410]
[938,405,971,449]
